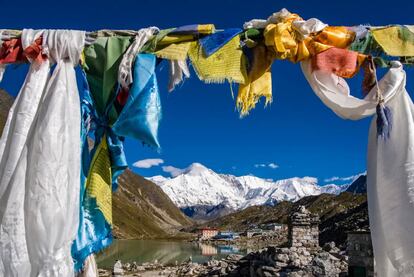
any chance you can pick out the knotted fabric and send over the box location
[74,37,163,273]
[0,30,46,82]
[0,29,85,277]
[71,71,114,272]
[263,9,355,63]
[302,60,414,276]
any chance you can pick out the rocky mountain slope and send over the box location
[0,89,14,132]
[206,192,368,246]
[345,174,367,193]
[113,170,193,239]
[149,163,355,220]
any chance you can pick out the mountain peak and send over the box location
[183,162,210,175]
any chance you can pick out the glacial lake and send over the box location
[96,239,247,269]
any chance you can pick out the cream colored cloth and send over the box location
[168,59,190,92]
[0,29,84,277]
[302,60,414,276]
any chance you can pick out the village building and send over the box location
[213,231,238,240]
[246,228,263,238]
[261,223,286,232]
[199,227,219,240]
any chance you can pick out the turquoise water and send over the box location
[96,240,246,269]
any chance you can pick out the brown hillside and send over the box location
[0,89,14,133]
[113,169,193,239]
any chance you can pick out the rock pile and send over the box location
[176,254,244,276]
[186,243,348,277]
[288,206,320,251]
[113,260,124,277]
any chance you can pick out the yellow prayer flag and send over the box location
[155,42,192,61]
[188,36,247,84]
[86,137,113,225]
[372,26,414,56]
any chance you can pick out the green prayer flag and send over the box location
[83,36,132,123]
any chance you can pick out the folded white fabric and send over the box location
[292,18,328,39]
[243,7,327,38]
[0,29,85,277]
[302,60,414,276]
[243,8,294,29]
[118,26,159,89]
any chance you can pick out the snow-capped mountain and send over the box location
[148,163,349,220]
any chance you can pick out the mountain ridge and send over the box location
[148,163,361,220]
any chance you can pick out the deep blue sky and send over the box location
[1,0,413,184]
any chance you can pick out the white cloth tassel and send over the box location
[118,27,159,89]
[168,59,190,92]
[0,65,6,82]
[0,29,85,277]
[301,60,414,276]
[0,31,6,82]
[77,255,98,277]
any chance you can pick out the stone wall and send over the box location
[288,206,320,251]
